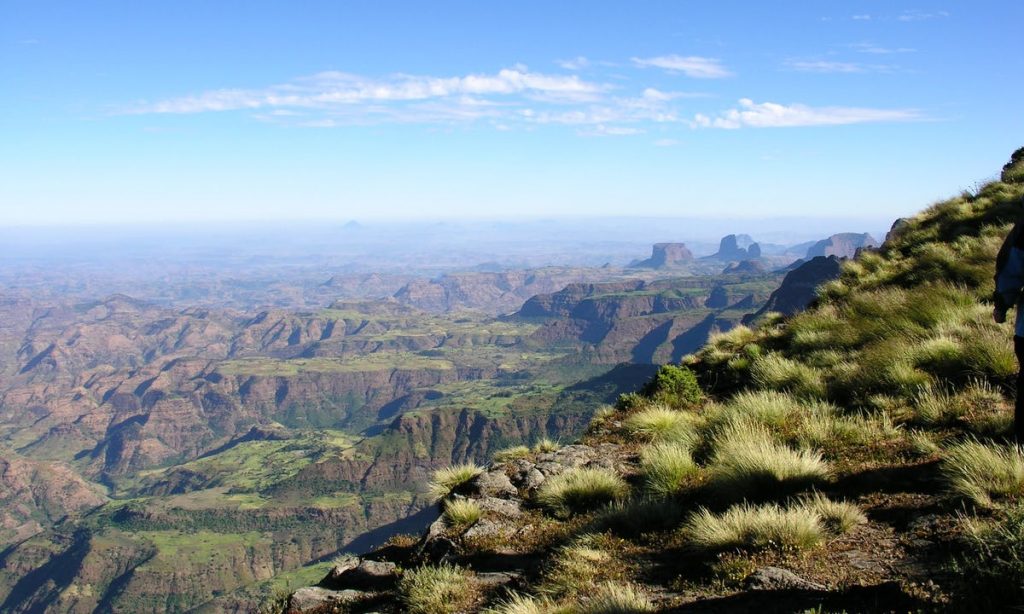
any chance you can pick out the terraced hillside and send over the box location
[282,149,1024,613]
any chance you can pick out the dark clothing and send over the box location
[1016,336,1024,442]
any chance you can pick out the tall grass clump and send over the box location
[683,503,824,552]
[591,499,685,537]
[577,583,655,613]
[623,405,701,446]
[943,440,1024,507]
[443,498,482,529]
[800,492,867,533]
[536,467,629,517]
[399,563,479,614]
[429,463,484,502]
[493,445,532,463]
[639,442,699,498]
[709,421,829,499]
[708,390,807,433]
[750,353,826,399]
[951,503,1024,610]
[484,593,564,614]
[538,534,628,601]
[534,437,561,453]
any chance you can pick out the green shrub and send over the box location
[615,392,646,411]
[639,442,699,498]
[428,463,484,502]
[536,467,629,517]
[683,503,824,552]
[943,440,1024,507]
[399,563,479,614]
[642,364,703,407]
[709,421,829,499]
[443,498,482,529]
[623,405,701,446]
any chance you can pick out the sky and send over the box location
[2,1,1022,227]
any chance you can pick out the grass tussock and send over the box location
[591,498,685,537]
[623,405,701,446]
[536,467,629,517]
[800,492,867,533]
[539,535,627,600]
[493,445,532,463]
[484,593,567,614]
[708,421,829,499]
[639,442,700,497]
[943,440,1024,507]
[951,502,1024,610]
[429,463,484,502]
[443,498,482,529]
[576,583,655,613]
[534,438,561,453]
[683,503,824,552]
[398,563,479,614]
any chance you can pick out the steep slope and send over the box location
[284,148,1024,613]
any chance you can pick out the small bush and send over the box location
[709,421,829,499]
[429,463,484,502]
[443,498,482,529]
[615,392,646,411]
[536,467,629,517]
[623,405,701,446]
[683,503,824,552]
[643,364,703,407]
[639,442,699,498]
[399,563,479,614]
[494,445,532,463]
[577,583,655,613]
[943,440,1024,507]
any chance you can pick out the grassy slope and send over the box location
[366,149,1024,613]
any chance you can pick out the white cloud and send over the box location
[131,67,606,115]
[579,124,644,137]
[851,14,872,20]
[653,138,680,147]
[692,99,922,129]
[631,55,732,78]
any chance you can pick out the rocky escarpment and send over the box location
[706,234,761,261]
[630,243,694,269]
[805,233,877,259]
[745,255,843,322]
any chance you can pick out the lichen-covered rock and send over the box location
[322,557,397,591]
[469,470,518,498]
[286,586,365,613]
[744,566,826,591]
[477,496,522,518]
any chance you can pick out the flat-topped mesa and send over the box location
[707,234,761,261]
[631,242,694,268]
[805,232,878,259]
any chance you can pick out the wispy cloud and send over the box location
[898,9,949,21]
[631,55,732,78]
[851,14,872,20]
[129,67,606,115]
[692,98,923,129]
[850,42,915,54]
[785,59,897,74]
[653,138,681,147]
[556,56,590,70]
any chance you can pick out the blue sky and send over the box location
[2,1,1021,226]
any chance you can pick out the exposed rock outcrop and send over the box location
[745,255,843,322]
[707,234,761,261]
[805,233,878,259]
[630,243,694,269]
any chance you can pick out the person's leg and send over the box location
[1015,336,1024,443]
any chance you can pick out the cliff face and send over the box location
[745,255,843,322]
[630,243,694,268]
[805,233,878,259]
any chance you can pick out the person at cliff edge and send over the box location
[994,217,1024,443]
